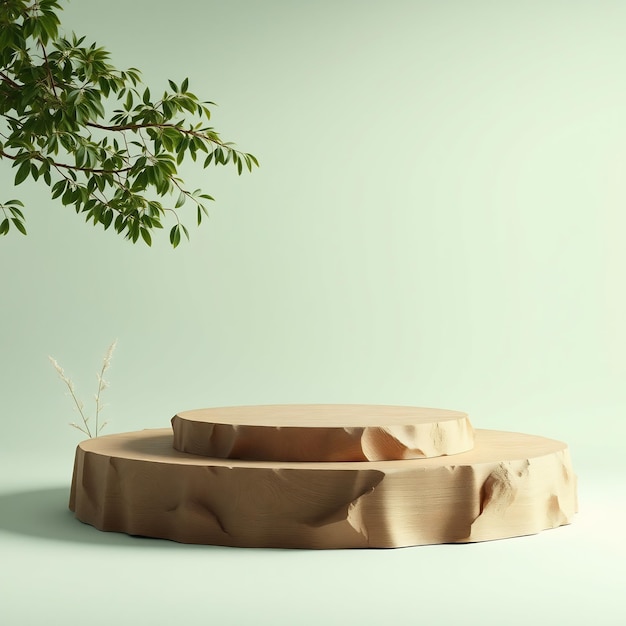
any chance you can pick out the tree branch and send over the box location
[0,148,133,175]
[0,72,21,89]
[52,163,120,217]
[85,121,226,146]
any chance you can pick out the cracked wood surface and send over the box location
[70,428,577,548]
[172,404,474,461]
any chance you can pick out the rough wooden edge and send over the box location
[70,428,577,549]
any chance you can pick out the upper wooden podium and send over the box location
[171,404,474,461]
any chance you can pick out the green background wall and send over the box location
[2,3,625,625]
[2,0,625,471]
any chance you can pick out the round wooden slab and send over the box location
[70,428,577,549]
[171,404,474,461]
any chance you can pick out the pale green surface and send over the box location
[1,0,625,622]
[0,474,624,625]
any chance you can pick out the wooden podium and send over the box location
[69,405,577,548]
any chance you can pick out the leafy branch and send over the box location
[0,0,258,246]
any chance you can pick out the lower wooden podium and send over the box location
[69,426,577,549]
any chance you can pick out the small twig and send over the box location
[94,339,117,436]
[70,422,91,437]
[49,356,93,438]
[0,71,21,89]
[49,340,118,438]
[39,40,59,98]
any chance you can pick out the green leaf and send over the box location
[103,209,114,230]
[8,206,24,220]
[51,181,66,199]
[161,132,174,152]
[11,218,27,235]
[61,187,74,205]
[140,227,152,246]
[99,77,111,97]
[169,224,181,248]
[0,219,9,236]
[14,161,31,186]
[114,214,125,233]
[175,192,186,208]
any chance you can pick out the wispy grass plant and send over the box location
[49,340,117,437]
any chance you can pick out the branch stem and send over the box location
[85,121,226,147]
[0,148,133,175]
[0,72,21,89]
[39,40,59,98]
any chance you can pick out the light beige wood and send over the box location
[70,428,577,549]
[172,404,474,461]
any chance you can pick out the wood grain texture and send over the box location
[70,428,577,549]
[172,404,474,461]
